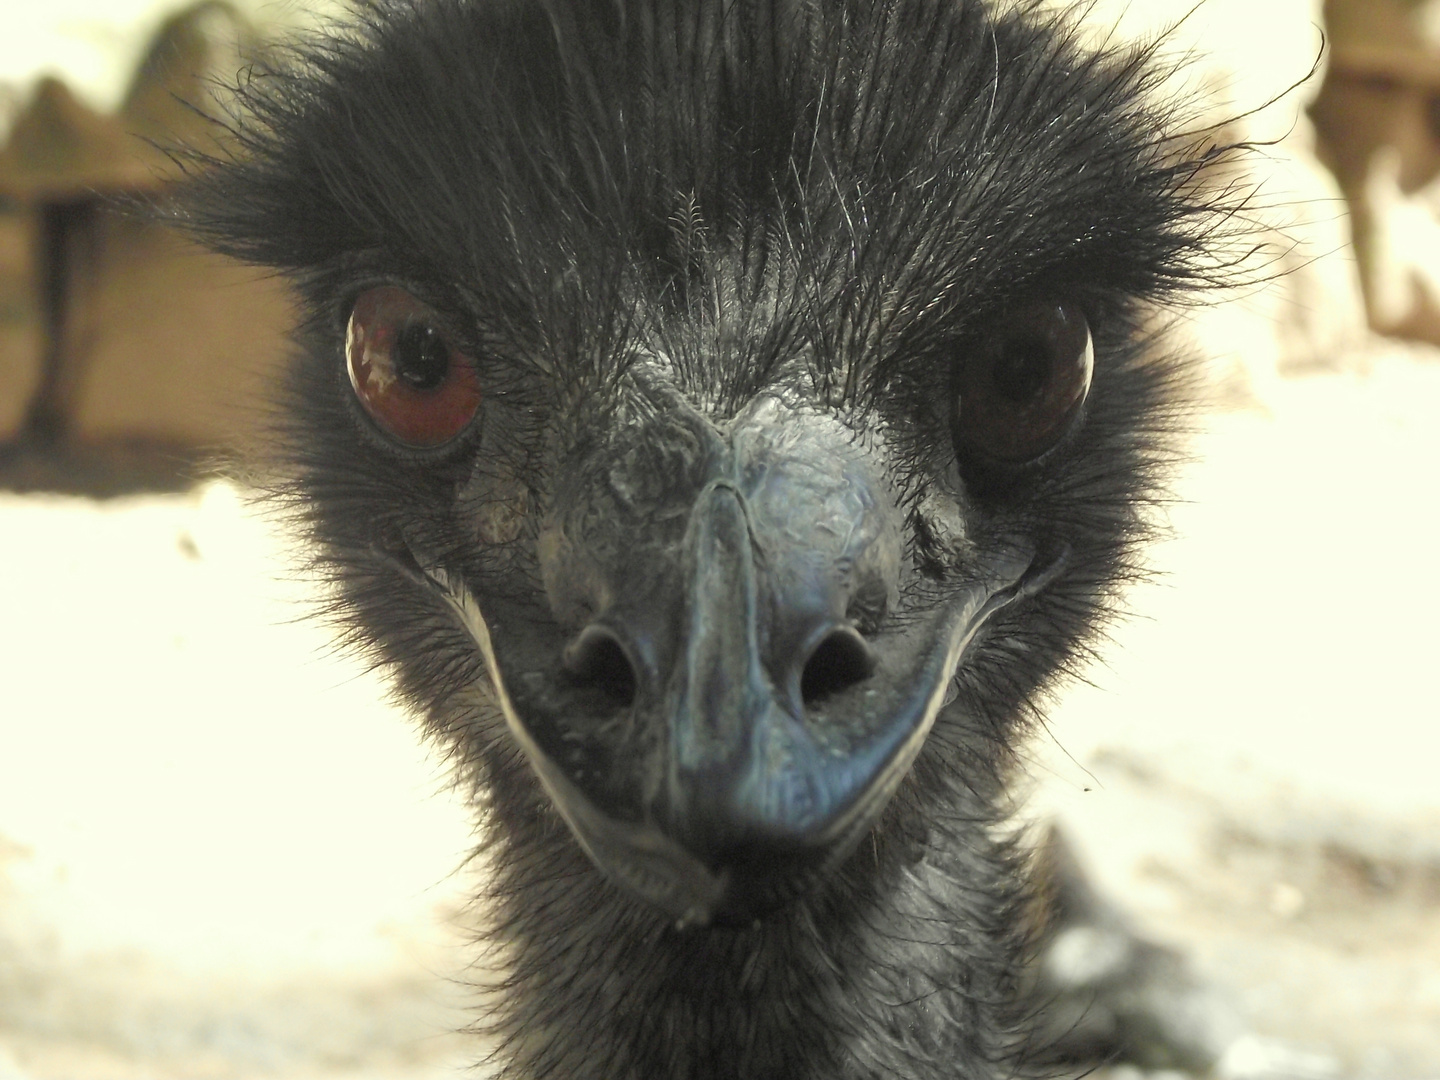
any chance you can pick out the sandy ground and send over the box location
[0,485,483,1078]
[1032,344,1440,1080]
[1,344,1438,1079]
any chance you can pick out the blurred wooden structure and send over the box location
[0,2,292,492]
[1312,0,1440,344]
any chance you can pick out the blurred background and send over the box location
[0,1,1436,1078]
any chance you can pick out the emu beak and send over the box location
[418,406,1060,926]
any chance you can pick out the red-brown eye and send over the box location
[952,300,1093,465]
[346,286,482,447]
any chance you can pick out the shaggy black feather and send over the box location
[181,1,1244,1076]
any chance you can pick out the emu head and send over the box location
[191,0,1217,929]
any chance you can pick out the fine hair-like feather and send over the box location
[182,1,1244,1076]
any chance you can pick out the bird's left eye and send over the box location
[952,300,1093,466]
[346,286,482,447]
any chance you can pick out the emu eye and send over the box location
[346,286,482,447]
[953,300,1093,465]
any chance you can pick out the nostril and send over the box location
[562,624,638,708]
[800,627,876,706]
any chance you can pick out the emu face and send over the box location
[193,0,1219,1064]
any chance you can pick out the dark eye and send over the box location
[952,300,1093,466]
[346,286,482,447]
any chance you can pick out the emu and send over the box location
[186,0,1230,1075]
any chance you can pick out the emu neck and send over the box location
[479,752,1026,1080]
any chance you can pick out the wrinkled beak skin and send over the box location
[420,380,1056,927]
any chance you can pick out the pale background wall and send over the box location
[0,0,338,118]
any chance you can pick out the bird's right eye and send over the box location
[346,286,482,447]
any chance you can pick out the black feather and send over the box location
[179,1,1247,1076]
